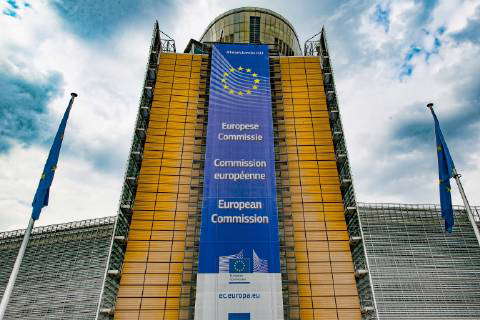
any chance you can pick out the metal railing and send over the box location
[0,216,114,241]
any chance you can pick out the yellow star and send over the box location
[221,78,227,83]
[224,72,228,76]
[437,145,442,152]
[246,90,252,94]
[252,85,258,90]
[238,66,243,71]
[41,173,46,180]
[229,67,235,72]
[51,165,56,172]
[238,91,244,96]
[229,89,234,94]
[223,84,229,89]
[246,68,251,73]
[254,79,260,84]
[252,73,258,77]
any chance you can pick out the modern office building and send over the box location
[1,204,479,319]
[198,8,302,55]
[0,217,115,319]
[2,6,480,320]
[350,203,480,320]
[96,7,364,320]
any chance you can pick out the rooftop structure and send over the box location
[199,7,302,56]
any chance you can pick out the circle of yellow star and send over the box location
[221,66,261,96]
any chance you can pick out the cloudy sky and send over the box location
[0,0,479,231]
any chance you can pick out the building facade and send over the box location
[1,204,479,319]
[97,7,364,320]
[351,203,480,320]
[0,217,114,319]
[199,7,302,56]
[3,6,475,320]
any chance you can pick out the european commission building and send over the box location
[1,7,480,320]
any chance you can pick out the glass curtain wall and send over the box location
[200,8,302,56]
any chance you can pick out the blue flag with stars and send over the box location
[31,94,76,220]
[431,108,455,232]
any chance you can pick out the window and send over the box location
[249,16,260,44]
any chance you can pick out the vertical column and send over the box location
[114,53,203,320]
[271,56,301,320]
[178,53,209,320]
[279,57,361,320]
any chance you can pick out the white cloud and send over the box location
[430,0,480,32]
[1,0,480,233]
[335,0,480,205]
[0,1,150,231]
[0,143,121,230]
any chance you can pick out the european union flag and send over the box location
[229,258,251,273]
[31,93,77,220]
[430,106,456,232]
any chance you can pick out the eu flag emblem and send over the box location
[429,105,456,232]
[229,258,251,273]
[220,65,261,96]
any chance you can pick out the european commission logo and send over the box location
[229,258,251,273]
[219,249,269,273]
[221,66,261,96]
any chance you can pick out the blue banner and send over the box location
[195,44,283,319]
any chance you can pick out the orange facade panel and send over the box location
[115,53,207,320]
[115,53,359,320]
[279,57,361,319]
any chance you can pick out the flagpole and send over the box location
[452,169,480,246]
[0,218,34,319]
[427,103,480,246]
[0,93,78,319]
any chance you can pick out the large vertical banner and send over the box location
[195,44,283,320]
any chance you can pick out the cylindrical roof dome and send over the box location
[200,7,302,56]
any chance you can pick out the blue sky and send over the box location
[0,0,479,230]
